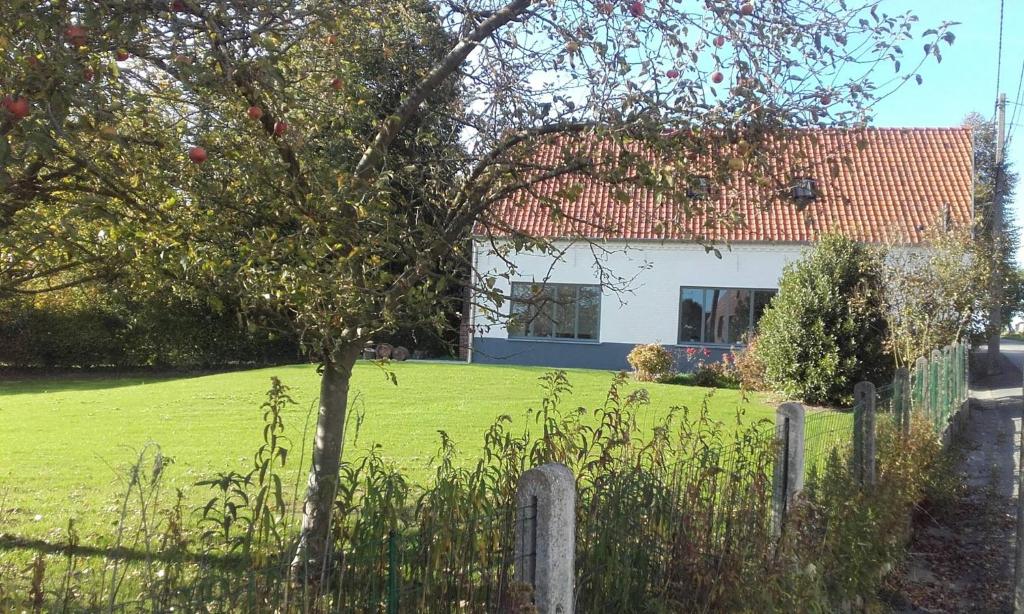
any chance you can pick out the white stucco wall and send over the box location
[471,239,810,346]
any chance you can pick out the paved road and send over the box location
[1002,338,1024,372]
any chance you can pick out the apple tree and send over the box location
[0,0,956,580]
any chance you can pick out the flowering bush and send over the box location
[627,343,675,381]
[693,352,741,388]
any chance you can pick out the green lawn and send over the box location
[0,361,771,542]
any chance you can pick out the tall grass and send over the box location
[0,372,953,612]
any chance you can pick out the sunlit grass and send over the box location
[0,361,771,542]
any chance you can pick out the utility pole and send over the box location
[988,92,1007,375]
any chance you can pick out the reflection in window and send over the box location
[678,287,776,345]
[508,283,601,341]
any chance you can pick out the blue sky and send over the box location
[871,0,1024,262]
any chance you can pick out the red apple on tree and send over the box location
[666,69,679,79]
[115,49,130,62]
[710,71,724,84]
[170,0,188,12]
[326,34,338,45]
[331,78,343,91]
[820,94,832,105]
[188,146,207,164]
[64,25,87,46]
[713,35,726,48]
[5,96,30,120]
[597,2,613,15]
[247,105,263,120]
[274,121,288,136]
[628,1,644,17]
[739,2,754,16]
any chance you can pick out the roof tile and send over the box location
[480,127,972,244]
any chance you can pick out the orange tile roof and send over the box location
[479,127,974,245]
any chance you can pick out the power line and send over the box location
[996,0,1006,109]
[1007,58,1024,145]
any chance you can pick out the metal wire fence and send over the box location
[572,421,777,612]
[802,408,854,477]
[324,342,971,612]
[910,341,969,435]
[326,500,530,613]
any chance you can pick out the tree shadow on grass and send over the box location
[0,364,308,396]
[0,534,249,571]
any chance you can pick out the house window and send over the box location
[687,175,712,199]
[791,177,817,202]
[678,287,777,345]
[508,283,601,341]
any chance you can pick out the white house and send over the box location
[463,128,975,371]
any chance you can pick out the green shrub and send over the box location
[756,234,891,405]
[626,342,674,381]
[0,287,299,368]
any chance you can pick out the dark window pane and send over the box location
[553,285,577,338]
[508,283,601,340]
[576,286,601,340]
[712,289,751,344]
[679,288,705,343]
[530,291,556,337]
[752,290,777,330]
[508,283,530,336]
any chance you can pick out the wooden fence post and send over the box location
[854,381,877,487]
[772,402,805,536]
[515,462,576,614]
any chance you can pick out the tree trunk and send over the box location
[291,344,361,585]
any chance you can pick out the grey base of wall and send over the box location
[470,337,731,371]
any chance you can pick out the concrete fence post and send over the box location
[854,381,877,487]
[515,462,576,614]
[922,355,934,421]
[915,356,929,417]
[772,402,805,536]
[895,367,911,437]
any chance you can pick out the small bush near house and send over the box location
[627,342,674,381]
[733,337,767,390]
[756,234,891,405]
[690,349,741,388]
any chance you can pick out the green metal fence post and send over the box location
[962,341,969,403]
[952,343,960,406]
[388,530,399,614]
[937,349,942,431]
[943,346,951,422]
